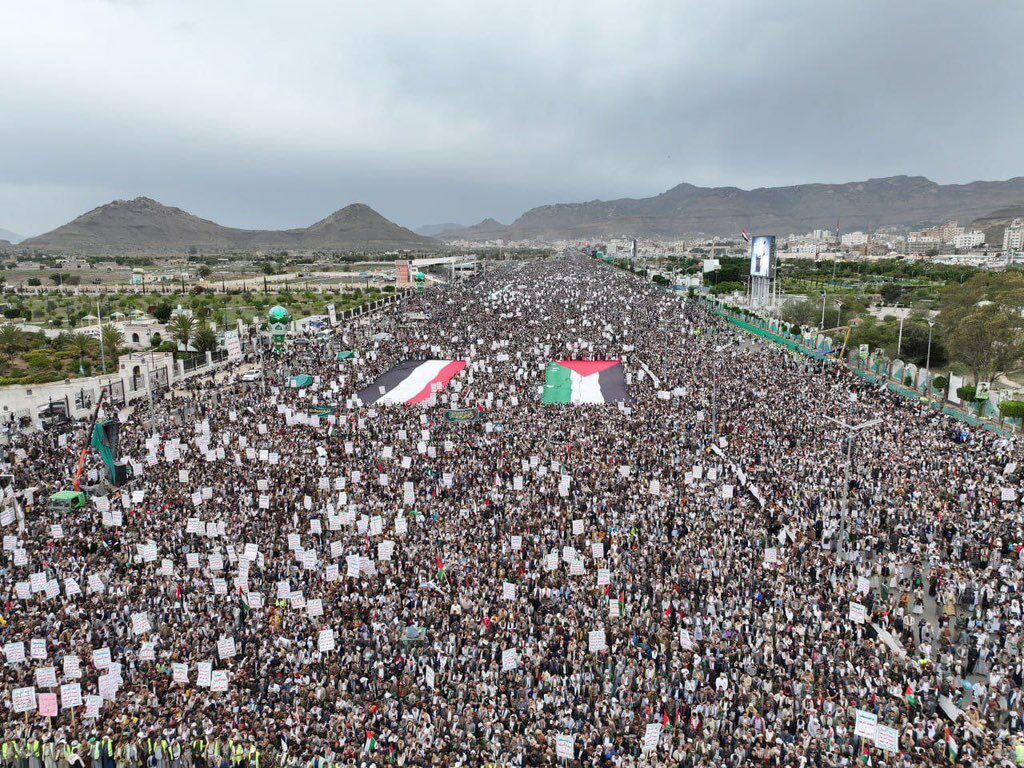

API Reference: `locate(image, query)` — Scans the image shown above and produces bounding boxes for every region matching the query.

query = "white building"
[953,231,985,250]
[840,231,868,247]
[793,242,821,254]
[75,318,166,350]
[1004,219,1024,252]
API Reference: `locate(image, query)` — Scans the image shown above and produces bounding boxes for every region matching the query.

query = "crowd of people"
[2,254,1023,766]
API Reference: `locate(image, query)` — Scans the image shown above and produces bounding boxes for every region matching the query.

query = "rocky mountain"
[415,222,463,237]
[969,206,1024,246]
[496,176,1024,240]
[293,204,435,250]
[437,218,510,241]
[19,197,434,254]
[0,227,21,244]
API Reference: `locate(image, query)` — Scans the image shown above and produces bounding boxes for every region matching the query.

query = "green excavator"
[48,392,132,512]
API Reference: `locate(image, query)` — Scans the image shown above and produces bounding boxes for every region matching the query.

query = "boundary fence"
[706,303,1015,439]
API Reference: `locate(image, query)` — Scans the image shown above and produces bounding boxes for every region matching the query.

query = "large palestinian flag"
[542,360,628,405]
[356,360,466,406]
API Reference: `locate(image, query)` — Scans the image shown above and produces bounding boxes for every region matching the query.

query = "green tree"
[68,332,96,372]
[999,400,1024,421]
[100,324,123,361]
[153,302,173,324]
[947,306,1024,384]
[896,321,947,367]
[197,265,212,278]
[879,283,903,303]
[712,280,743,295]
[192,323,218,353]
[781,299,823,329]
[0,324,24,352]
[169,313,196,351]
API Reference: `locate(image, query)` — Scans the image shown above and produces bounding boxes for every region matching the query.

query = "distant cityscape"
[438,217,1024,270]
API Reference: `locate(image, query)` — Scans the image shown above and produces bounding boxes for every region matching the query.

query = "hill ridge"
[20,198,435,254]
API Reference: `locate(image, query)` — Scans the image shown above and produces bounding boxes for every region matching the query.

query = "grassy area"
[0,286,402,385]
[1,286,398,330]
[0,326,119,385]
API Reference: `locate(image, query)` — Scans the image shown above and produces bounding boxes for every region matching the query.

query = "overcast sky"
[2,0,1022,238]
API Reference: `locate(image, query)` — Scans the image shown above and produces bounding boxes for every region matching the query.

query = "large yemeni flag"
[357,360,466,406]
[543,360,627,404]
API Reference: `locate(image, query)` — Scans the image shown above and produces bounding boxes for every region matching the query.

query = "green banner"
[446,408,479,423]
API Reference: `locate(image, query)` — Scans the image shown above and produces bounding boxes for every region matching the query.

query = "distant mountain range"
[435,175,1024,241]
[0,227,21,245]
[969,206,1024,246]
[414,222,463,237]
[15,176,1024,253]
[19,198,435,254]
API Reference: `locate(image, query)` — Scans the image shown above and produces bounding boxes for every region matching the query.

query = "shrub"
[999,400,1024,420]
[956,385,976,401]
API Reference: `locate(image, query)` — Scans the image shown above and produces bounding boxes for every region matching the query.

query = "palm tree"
[169,314,196,352]
[100,324,123,365]
[68,332,97,374]
[98,323,123,374]
[0,324,22,353]
[193,324,218,354]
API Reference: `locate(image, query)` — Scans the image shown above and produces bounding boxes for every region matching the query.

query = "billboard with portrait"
[749,235,776,278]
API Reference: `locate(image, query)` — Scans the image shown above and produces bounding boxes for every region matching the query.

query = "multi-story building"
[840,231,868,247]
[915,221,963,243]
[1004,219,1024,252]
[953,231,985,250]
[900,238,943,256]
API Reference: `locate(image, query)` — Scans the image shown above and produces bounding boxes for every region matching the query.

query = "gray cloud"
[1,0,1022,236]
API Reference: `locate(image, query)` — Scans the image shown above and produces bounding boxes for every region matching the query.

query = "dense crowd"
[2,255,1024,766]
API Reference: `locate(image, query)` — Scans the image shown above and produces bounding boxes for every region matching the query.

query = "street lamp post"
[836,301,843,328]
[824,415,883,562]
[710,343,730,443]
[820,290,827,328]
[925,319,935,400]
[896,312,905,357]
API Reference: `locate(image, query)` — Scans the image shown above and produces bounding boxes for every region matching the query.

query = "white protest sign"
[4,641,25,665]
[210,670,229,692]
[555,734,574,760]
[60,683,82,708]
[11,686,36,713]
[873,723,899,752]
[196,662,212,688]
[853,709,878,739]
[318,629,335,653]
[217,637,236,659]
[849,601,868,625]
[642,722,663,754]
